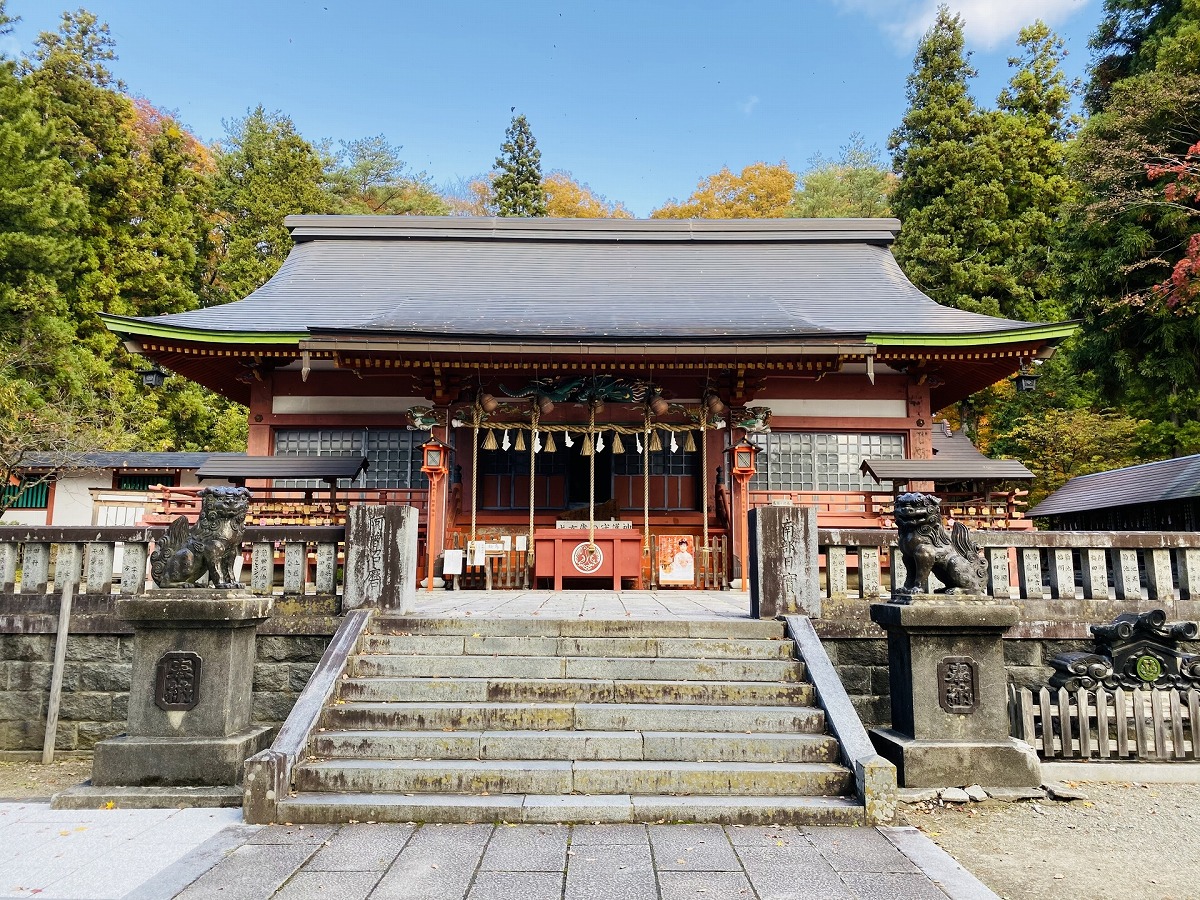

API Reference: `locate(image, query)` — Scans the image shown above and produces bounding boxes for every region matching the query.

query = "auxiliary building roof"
[1028,454,1200,518]
[103,216,1070,346]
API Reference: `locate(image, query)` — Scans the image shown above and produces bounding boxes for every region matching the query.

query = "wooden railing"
[752,489,1030,531]
[1011,684,1200,761]
[444,529,731,590]
[142,485,428,527]
[0,524,345,599]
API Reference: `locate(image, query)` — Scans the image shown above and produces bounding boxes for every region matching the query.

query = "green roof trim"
[867,321,1078,347]
[100,314,307,345]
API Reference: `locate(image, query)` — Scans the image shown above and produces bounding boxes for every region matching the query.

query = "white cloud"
[740,95,761,117]
[833,0,1092,49]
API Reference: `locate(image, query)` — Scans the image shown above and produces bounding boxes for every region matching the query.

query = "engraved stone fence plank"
[0,524,346,600]
[814,528,1200,612]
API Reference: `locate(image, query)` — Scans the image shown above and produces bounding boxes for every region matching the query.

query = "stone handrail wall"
[0,524,346,602]
[785,615,897,825]
[244,608,373,823]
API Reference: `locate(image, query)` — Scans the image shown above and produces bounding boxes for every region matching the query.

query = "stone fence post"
[342,505,418,612]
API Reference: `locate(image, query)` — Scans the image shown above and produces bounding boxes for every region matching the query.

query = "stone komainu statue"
[150,486,252,589]
[893,492,988,597]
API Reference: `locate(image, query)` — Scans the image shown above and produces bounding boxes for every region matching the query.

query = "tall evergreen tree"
[16,9,246,452]
[1065,0,1200,454]
[209,106,331,304]
[1085,0,1185,112]
[990,22,1079,322]
[491,113,547,217]
[327,136,449,215]
[0,1,85,401]
[888,7,1011,317]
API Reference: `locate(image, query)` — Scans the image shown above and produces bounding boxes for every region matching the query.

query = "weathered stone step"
[320,702,826,734]
[371,616,786,640]
[337,677,815,707]
[292,758,854,797]
[351,654,803,683]
[359,633,795,660]
[275,791,865,826]
[310,729,841,763]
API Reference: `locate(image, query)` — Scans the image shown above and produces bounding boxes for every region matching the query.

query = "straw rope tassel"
[528,406,538,572]
[514,429,526,451]
[482,428,497,451]
[611,432,624,454]
[648,429,662,452]
[544,431,556,452]
[471,415,479,542]
[588,404,597,545]
[684,430,696,453]
[643,411,651,557]
[700,407,709,555]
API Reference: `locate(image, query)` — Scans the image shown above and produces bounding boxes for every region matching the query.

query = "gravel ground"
[1,759,1197,898]
[901,781,1200,900]
[0,757,91,800]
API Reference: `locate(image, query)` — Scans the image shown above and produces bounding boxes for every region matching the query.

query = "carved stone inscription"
[155,651,203,711]
[937,655,978,714]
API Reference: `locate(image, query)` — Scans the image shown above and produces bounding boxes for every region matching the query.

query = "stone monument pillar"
[747,504,820,619]
[54,590,274,808]
[870,598,1041,788]
[342,505,419,611]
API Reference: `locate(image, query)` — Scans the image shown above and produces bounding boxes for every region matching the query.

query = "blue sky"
[7,0,1101,216]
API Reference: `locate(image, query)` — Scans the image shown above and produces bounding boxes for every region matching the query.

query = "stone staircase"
[276,616,865,824]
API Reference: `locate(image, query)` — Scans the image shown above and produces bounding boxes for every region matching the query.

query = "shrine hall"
[102,216,1073,590]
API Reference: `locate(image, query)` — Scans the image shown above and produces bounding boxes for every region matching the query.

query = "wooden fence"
[445,531,730,590]
[1010,684,1200,761]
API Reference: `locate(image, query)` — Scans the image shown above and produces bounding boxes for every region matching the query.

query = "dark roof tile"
[1028,455,1200,517]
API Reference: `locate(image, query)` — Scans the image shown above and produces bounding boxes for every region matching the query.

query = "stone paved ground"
[0,807,993,900]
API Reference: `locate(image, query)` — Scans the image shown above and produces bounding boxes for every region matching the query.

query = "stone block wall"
[0,629,329,754]
[820,637,890,728]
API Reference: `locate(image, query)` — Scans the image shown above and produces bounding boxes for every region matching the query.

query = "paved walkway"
[0,804,994,899]
[401,589,752,621]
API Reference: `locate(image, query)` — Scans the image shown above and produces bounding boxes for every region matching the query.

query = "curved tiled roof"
[105,216,1059,343]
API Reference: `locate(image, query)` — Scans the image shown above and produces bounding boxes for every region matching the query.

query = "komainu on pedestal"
[892,492,987,598]
[150,486,251,589]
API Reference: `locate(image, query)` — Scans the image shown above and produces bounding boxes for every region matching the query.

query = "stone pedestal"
[54,590,273,809]
[869,598,1041,788]
[748,505,820,619]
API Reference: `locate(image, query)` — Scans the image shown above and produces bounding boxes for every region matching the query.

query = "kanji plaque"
[937,655,978,714]
[155,650,203,711]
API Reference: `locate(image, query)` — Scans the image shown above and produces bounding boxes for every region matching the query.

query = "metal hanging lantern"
[140,366,167,389]
[1013,368,1040,393]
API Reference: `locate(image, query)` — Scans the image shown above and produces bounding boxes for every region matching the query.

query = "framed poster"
[657,534,695,586]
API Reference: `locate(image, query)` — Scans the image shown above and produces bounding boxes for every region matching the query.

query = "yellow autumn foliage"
[543,171,632,218]
[650,162,796,218]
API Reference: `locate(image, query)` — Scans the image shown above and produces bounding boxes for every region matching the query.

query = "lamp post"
[727,437,759,592]
[420,436,451,593]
